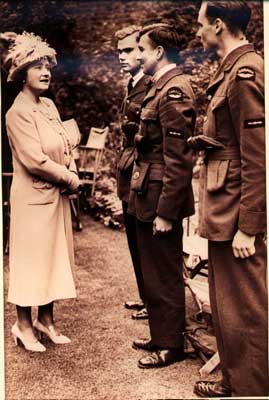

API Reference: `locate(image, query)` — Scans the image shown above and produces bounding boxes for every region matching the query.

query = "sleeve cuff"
[238,204,266,235]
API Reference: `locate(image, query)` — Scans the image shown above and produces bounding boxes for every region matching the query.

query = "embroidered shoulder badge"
[236,67,255,81]
[167,87,184,101]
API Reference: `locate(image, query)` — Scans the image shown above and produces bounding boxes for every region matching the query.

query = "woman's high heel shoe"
[11,321,46,352]
[33,319,71,344]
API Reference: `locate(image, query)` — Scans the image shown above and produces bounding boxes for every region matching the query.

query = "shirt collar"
[132,70,144,87]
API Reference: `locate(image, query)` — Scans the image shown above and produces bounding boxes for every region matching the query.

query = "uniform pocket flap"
[118,148,135,171]
[211,96,226,111]
[207,160,229,192]
[130,162,150,195]
[127,102,141,114]
[141,108,158,121]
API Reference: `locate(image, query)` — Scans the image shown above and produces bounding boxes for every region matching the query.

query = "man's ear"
[156,45,164,60]
[215,18,224,35]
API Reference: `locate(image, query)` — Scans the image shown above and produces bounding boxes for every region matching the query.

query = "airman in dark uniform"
[189,2,268,397]
[128,23,196,368]
[115,26,149,319]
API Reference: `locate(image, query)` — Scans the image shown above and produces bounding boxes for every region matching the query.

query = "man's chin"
[120,67,130,73]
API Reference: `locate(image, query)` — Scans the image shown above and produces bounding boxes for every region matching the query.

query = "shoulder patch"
[244,118,265,129]
[236,67,255,81]
[167,87,184,101]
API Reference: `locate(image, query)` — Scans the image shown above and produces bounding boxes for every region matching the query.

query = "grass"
[3,214,220,400]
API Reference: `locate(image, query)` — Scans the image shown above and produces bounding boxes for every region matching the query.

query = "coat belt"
[135,152,164,164]
[207,146,240,161]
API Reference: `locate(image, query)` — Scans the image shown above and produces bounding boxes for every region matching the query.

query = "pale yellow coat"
[6,92,78,306]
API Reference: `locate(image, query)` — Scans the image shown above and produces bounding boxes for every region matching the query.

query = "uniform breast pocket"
[140,108,161,143]
[141,108,158,122]
[28,178,57,205]
[126,102,141,121]
[205,96,227,138]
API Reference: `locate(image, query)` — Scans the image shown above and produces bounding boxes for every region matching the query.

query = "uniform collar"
[207,44,255,94]
[152,63,177,84]
[143,66,182,103]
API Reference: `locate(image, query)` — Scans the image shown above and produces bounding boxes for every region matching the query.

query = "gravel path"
[4,214,219,399]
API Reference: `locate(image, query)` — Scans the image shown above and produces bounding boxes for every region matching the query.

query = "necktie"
[127,78,134,95]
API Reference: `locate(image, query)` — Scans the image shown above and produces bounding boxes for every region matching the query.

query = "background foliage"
[0,0,264,227]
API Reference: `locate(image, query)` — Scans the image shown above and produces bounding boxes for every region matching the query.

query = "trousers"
[208,236,269,397]
[122,201,145,302]
[135,219,185,348]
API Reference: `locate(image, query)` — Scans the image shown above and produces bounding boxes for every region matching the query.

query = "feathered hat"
[3,31,57,82]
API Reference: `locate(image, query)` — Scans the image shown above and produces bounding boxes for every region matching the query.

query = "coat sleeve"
[156,79,196,220]
[228,58,266,235]
[6,107,79,189]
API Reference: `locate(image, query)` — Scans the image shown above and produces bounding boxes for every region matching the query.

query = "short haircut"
[204,1,251,34]
[115,25,141,41]
[138,23,182,63]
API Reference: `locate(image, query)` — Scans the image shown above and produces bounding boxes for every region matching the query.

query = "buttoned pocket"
[118,148,135,172]
[130,162,150,195]
[135,180,162,222]
[140,108,158,121]
[211,96,226,111]
[206,160,229,192]
[204,96,227,139]
[28,178,56,205]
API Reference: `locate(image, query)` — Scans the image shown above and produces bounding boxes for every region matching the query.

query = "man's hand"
[153,216,173,236]
[232,229,256,259]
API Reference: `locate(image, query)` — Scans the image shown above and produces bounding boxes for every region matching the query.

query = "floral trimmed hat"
[4,31,57,82]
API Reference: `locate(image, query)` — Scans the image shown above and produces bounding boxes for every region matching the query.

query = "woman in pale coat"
[5,32,80,352]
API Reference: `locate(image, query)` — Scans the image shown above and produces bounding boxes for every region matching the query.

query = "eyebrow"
[118,47,135,52]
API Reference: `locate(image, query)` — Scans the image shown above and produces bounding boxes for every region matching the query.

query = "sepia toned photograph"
[0,1,268,399]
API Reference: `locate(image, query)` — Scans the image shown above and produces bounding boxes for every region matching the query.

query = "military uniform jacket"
[199,44,265,240]
[117,74,150,202]
[128,67,196,222]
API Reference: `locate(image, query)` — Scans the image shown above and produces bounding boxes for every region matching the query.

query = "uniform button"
[126,99,130,104]
[133,171,140,179]
[207,95,212,100]
[124,115,128,120]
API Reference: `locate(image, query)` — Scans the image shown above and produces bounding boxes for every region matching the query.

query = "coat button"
[133,171,140,179]
[207,95,212,100]
[126,99,130,104]
[124,115,128,120]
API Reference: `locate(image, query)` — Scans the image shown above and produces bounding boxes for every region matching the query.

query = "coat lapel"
[207,44,255,95]
[142,67,183,104]
[128,74,150,99]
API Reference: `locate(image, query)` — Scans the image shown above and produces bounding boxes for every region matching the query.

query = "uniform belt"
[207,146,240,161]
[149,164,165,180]
[135,152,164,164]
